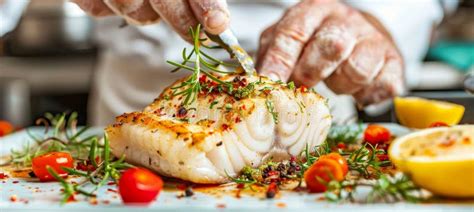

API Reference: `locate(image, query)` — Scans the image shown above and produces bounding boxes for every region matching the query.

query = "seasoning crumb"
[12,181,19,184]
[216,203,226,209]
[102,200,111,205]
[184,187,194,197]
[10,195,18,202]
[89,197,98,205]
[276,202,286,208]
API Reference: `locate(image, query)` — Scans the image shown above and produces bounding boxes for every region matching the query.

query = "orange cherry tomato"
[0,120,14,137]
[319,153,349,176]
[304,158,344,193]
[32,152,74,182]
[429,121,449,128]
[364,125,391,146]
[119,168,163,204]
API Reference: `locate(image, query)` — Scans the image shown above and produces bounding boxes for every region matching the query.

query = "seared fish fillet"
[106,74,331,183]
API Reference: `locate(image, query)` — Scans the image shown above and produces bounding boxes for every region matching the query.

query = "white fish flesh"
[106,74,331,183]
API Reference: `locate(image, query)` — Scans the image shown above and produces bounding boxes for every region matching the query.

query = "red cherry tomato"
[304,158,344,193]
[364,125,391,146]
[0,120,14,137]
[319,153,349,176]
[32,152,74,182]
[119,168,163,204]
[429,122,449,128]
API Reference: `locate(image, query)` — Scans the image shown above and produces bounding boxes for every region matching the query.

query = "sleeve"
[0,0,29,37]
[345,0,444,88]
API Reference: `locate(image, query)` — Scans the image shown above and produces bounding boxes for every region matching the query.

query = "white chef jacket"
[0,0,449,126]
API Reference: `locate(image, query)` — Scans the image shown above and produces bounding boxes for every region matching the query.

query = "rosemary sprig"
[344,143,391,178]
[166,25,238,106]
[54,134,133,203]
[324,174,423,203]
[10,112,100,167]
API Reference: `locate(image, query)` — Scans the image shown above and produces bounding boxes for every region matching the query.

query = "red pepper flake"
[216,203,226,209]
[0,173,8,179]
[299,85,308,92]
[12,181,19,184]
[199,75,207,83]
[377,154,390,161]
[102,200,111,205]
[235,117,241,123]
[107,188,117,193]
[236,183,245,189]
[107,181,116,186]
[337,143,346,149]
[221,124,230,131]
[10,195,18,202]
[176,184,187,191]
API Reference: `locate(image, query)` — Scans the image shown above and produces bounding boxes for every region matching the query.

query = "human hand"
[71,0,230,41]
[257,0,404,106]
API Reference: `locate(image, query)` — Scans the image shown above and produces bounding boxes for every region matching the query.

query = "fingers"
[71,0,114,17]
[324,37,386,94]
[104,0,160,25]
[257,0,338,81]
[291,15,357,87]
[150,0,199,41]
[256,24,276,70]
[353,51,405,106]
[188,0,230,35]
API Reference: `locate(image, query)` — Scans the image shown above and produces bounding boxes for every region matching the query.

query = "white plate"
[0,125,472,211]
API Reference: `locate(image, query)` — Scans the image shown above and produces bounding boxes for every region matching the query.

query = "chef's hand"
[257,0,404,106]
[71,0,230,41]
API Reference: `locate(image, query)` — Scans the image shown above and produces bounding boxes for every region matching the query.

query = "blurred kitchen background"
[0,0,473,127]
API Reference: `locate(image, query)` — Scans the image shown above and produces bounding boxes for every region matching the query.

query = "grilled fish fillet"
[106,74,331,183]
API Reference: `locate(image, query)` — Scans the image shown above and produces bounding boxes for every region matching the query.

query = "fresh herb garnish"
[166,25,240,105]
[11,112,133,204]
[49,134,133,204]
[324,174,422,203]
[11,112,98,167]
[265,99,278,124]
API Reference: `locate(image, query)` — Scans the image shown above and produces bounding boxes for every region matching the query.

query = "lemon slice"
[394,97,465,129]
[389,125,474,198]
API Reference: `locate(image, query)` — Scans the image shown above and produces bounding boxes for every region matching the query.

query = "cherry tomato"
[32,152,74,182]
[304,158,344,193]
[364,125,391,146]
[429,121,449,128]
[119,167,163,204]
[319,153,349,176]
[0,120,14,137]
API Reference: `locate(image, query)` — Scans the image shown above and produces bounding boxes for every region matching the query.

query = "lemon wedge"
[394,97,465,129]
[389,125,474,198]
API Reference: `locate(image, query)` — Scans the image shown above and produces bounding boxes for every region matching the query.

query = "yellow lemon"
[394,97,465,129]
[389,125,474,198]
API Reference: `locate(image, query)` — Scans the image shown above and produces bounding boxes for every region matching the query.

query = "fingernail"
[205,10,228,33]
